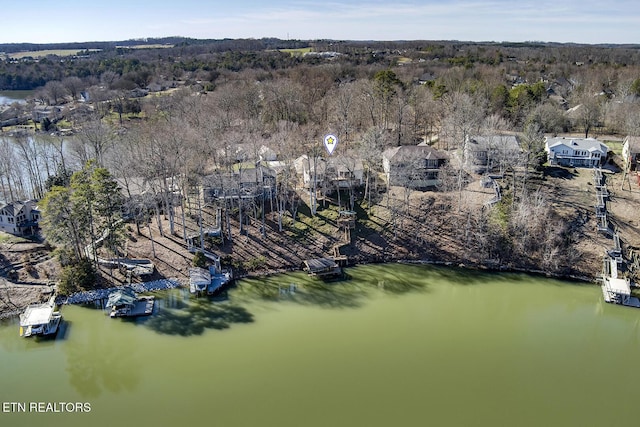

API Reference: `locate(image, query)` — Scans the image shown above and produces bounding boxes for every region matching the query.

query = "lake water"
[0,90,31,105]
[1,264,639,427]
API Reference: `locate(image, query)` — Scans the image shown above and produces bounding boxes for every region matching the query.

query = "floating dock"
[19,297,62,337]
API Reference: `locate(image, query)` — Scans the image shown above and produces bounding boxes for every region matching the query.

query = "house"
[233,144,278,162]
[294,154,364,190]
[326,154,364,189]
[544,137,608,167]
[0,200,40,236]
[201,165,277,204]
[382,145,448,188]
[32,105,62,121]
[622,136,640,171]
[294,155,327,189]
[465,134,523,173]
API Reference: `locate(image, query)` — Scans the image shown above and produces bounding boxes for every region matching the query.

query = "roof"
[106,288,137,307]
[20,303,55,326]
[545,137,608,154]
[189,267,211,287]
[303,258,339,273]
[606,277,630,295]
[382,145,448,162]
[294,155,327,175]
[624,136,640,152]
[467,135,521,151]
[0,200,27,217]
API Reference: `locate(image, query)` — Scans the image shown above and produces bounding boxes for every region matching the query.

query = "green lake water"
[1,263,640,427]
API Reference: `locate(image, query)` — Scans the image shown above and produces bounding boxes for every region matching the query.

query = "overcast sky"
[2,0,638,45]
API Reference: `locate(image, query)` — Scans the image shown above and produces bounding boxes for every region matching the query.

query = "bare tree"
[62,76,85,101]
[44,80,66,105]
[440,92,485,210]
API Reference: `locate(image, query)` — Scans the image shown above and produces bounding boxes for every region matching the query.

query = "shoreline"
[0,256,598,321]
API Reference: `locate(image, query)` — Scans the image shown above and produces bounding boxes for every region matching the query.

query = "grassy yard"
[279,47,313,56]
[0,232,30,244]
[604,140,624,156]
[8,49,100,59]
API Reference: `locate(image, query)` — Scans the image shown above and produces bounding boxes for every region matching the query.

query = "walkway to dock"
[55,278,182,305]
[593,168,611,235]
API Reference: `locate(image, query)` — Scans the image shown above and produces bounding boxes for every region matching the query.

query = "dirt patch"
[0,281,55,319]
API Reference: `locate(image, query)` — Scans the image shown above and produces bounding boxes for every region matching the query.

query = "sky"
[2,0,638,45]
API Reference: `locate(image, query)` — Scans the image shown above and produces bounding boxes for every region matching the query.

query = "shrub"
[57,259,97,295]
[192,251,207,268]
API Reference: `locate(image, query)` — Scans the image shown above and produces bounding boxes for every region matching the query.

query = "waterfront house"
[294,154,364,190]
[382,145,448,188]
[465,134,523,173]
[326,154,364,189]
[622,136,640,171]
[0,200,40,236]
[201,164,277,204]
[294,155,327,189]
[544,137,608,167]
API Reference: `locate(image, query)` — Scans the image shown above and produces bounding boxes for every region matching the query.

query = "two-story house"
[0,200,40,236]
[382,145,448,188]
[544,137,608,167]
[465,134,523,173]
[201,165,277,204]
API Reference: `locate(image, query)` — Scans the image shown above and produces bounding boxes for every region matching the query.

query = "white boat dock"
[601,257,640,308]
[19,298,62,337]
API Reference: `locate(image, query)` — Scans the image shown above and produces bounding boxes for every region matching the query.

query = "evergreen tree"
[40,160,125,289]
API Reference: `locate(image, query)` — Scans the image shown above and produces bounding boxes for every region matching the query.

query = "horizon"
[2,0,638,46]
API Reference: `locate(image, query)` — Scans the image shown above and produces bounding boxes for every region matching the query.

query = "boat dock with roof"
[189,265,233,295]
[19,297,62,337]
[106,288,155,318]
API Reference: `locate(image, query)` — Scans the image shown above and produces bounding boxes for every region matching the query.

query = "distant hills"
[1,37,639,54]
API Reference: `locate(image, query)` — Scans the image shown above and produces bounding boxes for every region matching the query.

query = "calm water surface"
[1,264,639,427]
[0,90,32,105]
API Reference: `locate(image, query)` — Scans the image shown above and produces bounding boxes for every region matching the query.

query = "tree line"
[3,39,639,285]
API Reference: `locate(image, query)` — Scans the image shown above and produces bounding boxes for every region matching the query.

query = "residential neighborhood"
[2,4,640,426]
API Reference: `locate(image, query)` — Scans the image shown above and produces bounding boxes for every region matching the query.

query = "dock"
[302,257,343,279]
[19,297,62,337]
[189,266,233,295]
[601,257,640,307]
[106,288,155,318]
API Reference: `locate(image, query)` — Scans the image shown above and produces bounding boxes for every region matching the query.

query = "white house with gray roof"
[544,137,608,168]
[0,200,40,236]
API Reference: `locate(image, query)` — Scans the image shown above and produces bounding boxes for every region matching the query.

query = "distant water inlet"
[1,263,640,427]
[0,90,32,105]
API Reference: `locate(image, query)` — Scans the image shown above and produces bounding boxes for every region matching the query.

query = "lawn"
[8,49,100,59]
[0,232,30,244]
[279,47,313,56]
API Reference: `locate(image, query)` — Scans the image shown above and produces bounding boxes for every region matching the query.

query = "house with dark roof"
[382,145,448,188]
[0,200,40,236]
[544,137,608,167]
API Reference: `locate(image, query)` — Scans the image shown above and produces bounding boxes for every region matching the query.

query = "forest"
[2,38,640,291]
